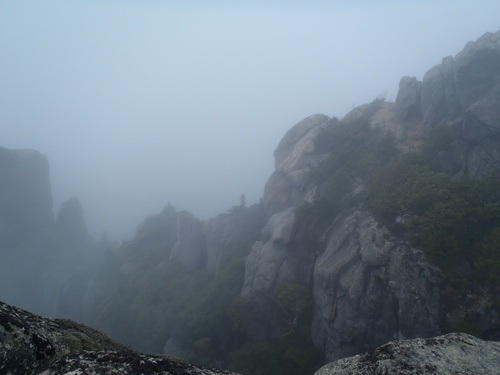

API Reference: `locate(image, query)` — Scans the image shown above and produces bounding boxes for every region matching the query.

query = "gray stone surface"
[311,210,442,361]
[242,32,500,360]
[39,350,240,375]
[314,333,500,375]
[395,76,421,121]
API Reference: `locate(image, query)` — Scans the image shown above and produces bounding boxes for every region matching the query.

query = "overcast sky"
[1,1,499,241]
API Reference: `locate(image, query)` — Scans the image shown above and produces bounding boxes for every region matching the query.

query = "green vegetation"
[308,105,500,283]
[290,100,500,284]
[297,99,399,224]
[362,150,500,281]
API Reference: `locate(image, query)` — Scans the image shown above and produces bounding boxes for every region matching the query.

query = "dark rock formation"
[0,147,56,315]
[40,351,239,375]
[314,333,500,375]
[56,197,88,239]
[0,300,131,374]
[0,300,240,375]
[0,147,54,239]
[0,146,101,318]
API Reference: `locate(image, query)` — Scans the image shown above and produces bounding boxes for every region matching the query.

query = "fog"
[1,0,499,241]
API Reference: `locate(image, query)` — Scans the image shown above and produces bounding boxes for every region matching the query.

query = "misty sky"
[1,1,499,241]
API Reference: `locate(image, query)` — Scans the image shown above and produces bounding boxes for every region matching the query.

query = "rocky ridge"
[241,29,500,361]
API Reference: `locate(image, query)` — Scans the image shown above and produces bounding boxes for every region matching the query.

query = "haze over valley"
[3,2,500,375]
[2,1,500,240]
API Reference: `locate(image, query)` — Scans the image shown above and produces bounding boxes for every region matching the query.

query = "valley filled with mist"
[2,2,500,375]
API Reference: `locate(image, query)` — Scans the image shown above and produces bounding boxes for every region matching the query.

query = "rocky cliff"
[240,29,500,362]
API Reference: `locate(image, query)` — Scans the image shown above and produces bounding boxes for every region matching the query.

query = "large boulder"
[314,333,500,375]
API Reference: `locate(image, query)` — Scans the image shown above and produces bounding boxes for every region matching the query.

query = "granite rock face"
[241,30,500,362]
[0,300,241,375]
[314,333,500,375]
[395,31,500,178]
[263,114,331,217]
[311,210,442,360]
[400,30,500,129]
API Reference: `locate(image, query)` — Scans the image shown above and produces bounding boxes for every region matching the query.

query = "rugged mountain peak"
[397,30,500,128]
[242,29,500,363]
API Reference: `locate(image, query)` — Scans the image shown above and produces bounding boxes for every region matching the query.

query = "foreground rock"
[314,333,500,375]
[0,300,239,375]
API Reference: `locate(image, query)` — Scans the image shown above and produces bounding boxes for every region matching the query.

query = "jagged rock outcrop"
[242,109,444,359]
[242,114,332,301]
[394,31,500,178]
[241,30,500,362]
[0,300,240,375]
[397,30,500,129]
[314,333,500,375]
[263,114,331,217]
[311,210,442,360]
